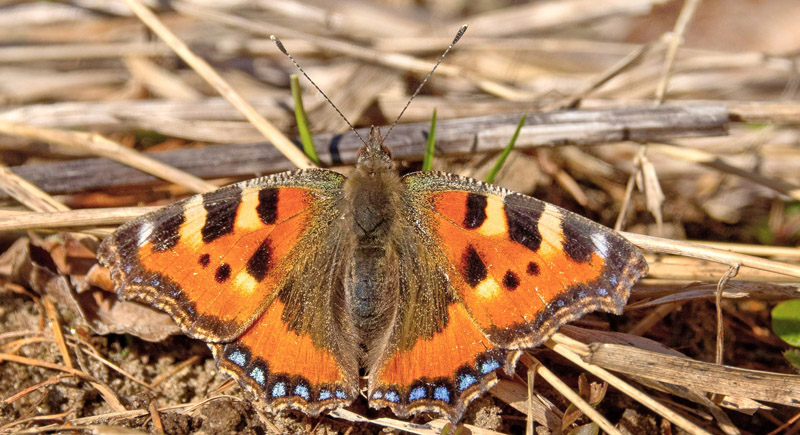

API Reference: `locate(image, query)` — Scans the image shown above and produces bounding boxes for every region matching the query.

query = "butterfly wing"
[367,171,647,421]
[98,168,359,414]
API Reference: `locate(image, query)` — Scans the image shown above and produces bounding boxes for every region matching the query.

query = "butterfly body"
[98,127,647,422]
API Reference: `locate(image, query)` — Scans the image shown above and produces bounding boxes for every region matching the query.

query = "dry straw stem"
[548,333,710,435]
[0,121,216,194]
[148,398,165,434]
[41,298,72,370]
[175,3,531,101]
[2,373,74,406]
[149,355,202,388]
[0,207,157,232]
[623,232,800,278]
[121,0,315,169]
[655,0,702,103]
[684,241,800,258]
[59,333,155,391]
[0,164,69,213]
[648,142,800,201]
[643,255,800,283]
[519,353,619,434]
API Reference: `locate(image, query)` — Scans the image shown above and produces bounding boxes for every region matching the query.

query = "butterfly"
[98,125,647,423]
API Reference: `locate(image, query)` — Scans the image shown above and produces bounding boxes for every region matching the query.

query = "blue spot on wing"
[294,384,310,400]
[458,374,478,391]
[384,391,400,403]
[228,350,247,367]
[409,386,426,401]
[319,389,332,400]
[480,359,501,374]
[249,367,265,386]
[335,389,348,399]
[272,382,286,398]
[434,386,450,403]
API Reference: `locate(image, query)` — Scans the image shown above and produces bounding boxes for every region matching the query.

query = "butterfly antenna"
[271,35,368,147]
[381,25,467,144]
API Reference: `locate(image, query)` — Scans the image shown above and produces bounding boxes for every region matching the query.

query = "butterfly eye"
[381,146,392,158]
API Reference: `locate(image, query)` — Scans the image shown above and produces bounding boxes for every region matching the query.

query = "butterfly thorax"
[348,128,400,244]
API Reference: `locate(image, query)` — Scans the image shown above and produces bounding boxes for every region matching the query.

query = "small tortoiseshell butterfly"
[97,30,648,424]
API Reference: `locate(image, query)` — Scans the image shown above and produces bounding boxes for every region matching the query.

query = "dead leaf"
[0,235,179,341]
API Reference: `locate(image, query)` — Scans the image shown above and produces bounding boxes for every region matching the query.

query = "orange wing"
[367,172,647,422]
[99,169,359,415]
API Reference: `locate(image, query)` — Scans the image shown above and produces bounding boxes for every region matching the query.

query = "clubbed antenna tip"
[270,35,288,55]
[381,25,468,144]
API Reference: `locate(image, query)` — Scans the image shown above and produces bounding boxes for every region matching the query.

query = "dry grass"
[1,0,800,434]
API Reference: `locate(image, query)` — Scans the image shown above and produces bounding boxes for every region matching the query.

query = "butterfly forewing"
[98,168,360,415]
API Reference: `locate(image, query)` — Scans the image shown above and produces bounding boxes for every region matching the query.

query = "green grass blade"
[422,109,437,171]
[290,74,320,166]
[485,114,527,184]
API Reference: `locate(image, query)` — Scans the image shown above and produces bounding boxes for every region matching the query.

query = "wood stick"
[7,104,728,196]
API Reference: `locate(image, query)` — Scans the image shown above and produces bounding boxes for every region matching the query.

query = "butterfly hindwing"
[366,171,647,421]
[98,168,360,414]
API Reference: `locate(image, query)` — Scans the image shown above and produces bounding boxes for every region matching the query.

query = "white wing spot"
[138,221,154,246]
[591,233,609,257]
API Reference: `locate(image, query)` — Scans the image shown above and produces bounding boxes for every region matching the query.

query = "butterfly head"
[356,126,394,173]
